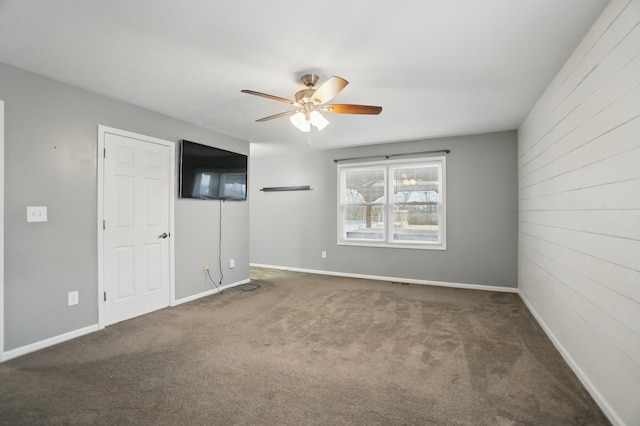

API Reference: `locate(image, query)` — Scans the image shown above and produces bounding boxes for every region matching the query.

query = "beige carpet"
[0,268,609,425]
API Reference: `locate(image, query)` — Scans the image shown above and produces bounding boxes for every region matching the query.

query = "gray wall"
[1,62,249,351]
[250,131,518,288]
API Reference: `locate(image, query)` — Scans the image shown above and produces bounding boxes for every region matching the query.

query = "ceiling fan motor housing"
[301,74,319,87]
[296,74,322,105]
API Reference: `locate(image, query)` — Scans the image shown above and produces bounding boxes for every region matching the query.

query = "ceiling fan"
[241,74,382,132]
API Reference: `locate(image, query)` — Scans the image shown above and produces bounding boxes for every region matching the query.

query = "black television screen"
[179,140,248,200]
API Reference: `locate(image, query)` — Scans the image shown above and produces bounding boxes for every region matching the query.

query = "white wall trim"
[97,126,105,328]
[518,291,624,426]
[2,324,100,362]
[97,125,176,329]
[0,101,5,361]
[172,278,250,306]
[250,263,518,293]
[0,276,248,362]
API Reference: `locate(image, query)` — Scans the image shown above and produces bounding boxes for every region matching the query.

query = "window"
[338,156,446,249]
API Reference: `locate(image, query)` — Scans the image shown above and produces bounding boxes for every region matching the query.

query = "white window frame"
[337,156,446,250]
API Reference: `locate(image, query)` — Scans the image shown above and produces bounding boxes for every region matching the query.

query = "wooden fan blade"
[241,89,295,104]
[322,104,382,115]
[309,76,348,104]
[256,110,298,122]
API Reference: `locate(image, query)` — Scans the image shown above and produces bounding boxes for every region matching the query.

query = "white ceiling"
[0,0,608,156]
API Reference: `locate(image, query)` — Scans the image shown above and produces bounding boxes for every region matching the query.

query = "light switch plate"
[68,291,79,306]
[27,206,47,222]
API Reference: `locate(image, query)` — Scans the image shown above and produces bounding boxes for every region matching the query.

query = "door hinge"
[103,220,106,230]
[103,148,106,158]
[104,292,107,302]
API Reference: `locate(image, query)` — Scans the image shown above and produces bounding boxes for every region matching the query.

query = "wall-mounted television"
[179,140,248,201]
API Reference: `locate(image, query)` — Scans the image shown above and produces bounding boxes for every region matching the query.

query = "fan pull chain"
[307,131,311,148]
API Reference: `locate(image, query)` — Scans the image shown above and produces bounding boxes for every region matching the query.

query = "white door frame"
[0,101,5,360]
[97,125,176,329]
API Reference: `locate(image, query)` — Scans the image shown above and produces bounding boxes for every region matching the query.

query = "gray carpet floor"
[0,268,609,425]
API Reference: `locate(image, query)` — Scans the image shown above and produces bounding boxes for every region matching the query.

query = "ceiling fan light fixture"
[290,112,310,132]
[309,110,329,131]
[242,74,381,135]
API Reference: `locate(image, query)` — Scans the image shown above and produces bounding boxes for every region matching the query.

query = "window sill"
[337,240,447,250]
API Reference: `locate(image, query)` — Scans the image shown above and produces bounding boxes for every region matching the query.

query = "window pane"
[393,165,440,199]
[391,204,440,242]
[343,205,385,240]
[391,164,441,243]
[338,156,445,249]
[343,168,385,203]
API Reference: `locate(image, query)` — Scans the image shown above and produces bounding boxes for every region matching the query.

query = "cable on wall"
[204,199,224,294]
[333,149,450,164]
[206,268,222,293]
[209,199,261,293]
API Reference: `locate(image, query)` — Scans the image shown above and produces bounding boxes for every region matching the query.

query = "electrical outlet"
[228,259,235,269]
[204,265,209,273]
[68,291,79,306]
[27,206,48,222]
[321,251,327,259]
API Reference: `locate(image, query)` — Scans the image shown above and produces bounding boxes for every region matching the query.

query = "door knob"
[158,232,169,239]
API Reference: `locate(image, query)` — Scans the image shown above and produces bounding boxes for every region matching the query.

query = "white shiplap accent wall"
[518,1,640,425]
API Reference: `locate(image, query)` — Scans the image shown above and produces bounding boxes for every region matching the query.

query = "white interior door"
[102,130,172,325]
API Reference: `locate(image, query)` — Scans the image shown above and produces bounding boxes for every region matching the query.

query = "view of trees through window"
[339,157,445,248]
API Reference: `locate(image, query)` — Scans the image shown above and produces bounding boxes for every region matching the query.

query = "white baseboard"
[1,324,100,362]
[250,263,518,293]
[518,292,624,426]
[1,278,251,363]
[172,278,250,306]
